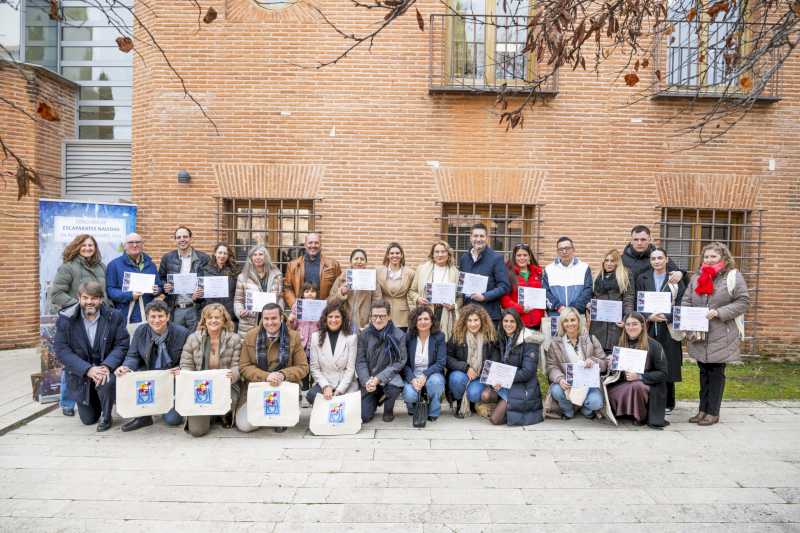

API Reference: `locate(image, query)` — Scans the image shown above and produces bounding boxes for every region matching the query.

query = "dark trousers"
[77,374,116,425]
[697,361,726,416]
[360,384,402,422]
[306,383,323,405]
[666,382,676,410]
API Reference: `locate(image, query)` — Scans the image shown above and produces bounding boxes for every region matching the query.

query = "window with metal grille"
[659,207,763,352]
[440,203,542,263]
[216,199,316,274]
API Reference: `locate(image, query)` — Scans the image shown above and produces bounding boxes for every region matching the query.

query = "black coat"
[355,324,408,388]
[158,249,210,309]
[53,303,129,403]
[608,337,668,427]
[445,339,498,373]
[635,269,686,382]
[404,331,447,381]
[122,322,189,371]
[489,337,544,426]
[198,262,239,323]
[622,244,683,282]
[589,271,635,352]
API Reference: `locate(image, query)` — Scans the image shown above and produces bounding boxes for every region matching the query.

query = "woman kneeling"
[403,307,447,422]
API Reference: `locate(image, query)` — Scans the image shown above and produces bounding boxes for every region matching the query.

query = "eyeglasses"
[557,246,573,253]
[126,240,143,245]
[370,313,388,320]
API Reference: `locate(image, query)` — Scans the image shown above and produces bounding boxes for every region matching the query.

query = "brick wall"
[0,62,77,349]
[124,0,799,355]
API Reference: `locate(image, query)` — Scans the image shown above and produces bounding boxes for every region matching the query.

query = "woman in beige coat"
[233,245,283,335]
[681,242,749,426]
[306,302,359,404]
[407,240,461,340]
[179,304,243,437]
[328,248,382,331]
[377,242,415,330]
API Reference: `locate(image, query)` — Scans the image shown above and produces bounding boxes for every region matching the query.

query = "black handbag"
[412,388,429,428]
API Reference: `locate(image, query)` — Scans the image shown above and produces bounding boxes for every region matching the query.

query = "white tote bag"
[126,298,147,337]
[246,381,300,427]
[174,369,232,417]
[309,391,362,436]
[116,370,174,418]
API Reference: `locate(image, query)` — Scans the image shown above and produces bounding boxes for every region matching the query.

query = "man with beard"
[53,281,129,431]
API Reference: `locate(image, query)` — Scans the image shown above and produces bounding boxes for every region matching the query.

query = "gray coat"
[48,257,108,310]
[681,269,749,364]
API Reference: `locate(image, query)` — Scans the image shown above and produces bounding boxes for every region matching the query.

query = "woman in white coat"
[306,302,359,404]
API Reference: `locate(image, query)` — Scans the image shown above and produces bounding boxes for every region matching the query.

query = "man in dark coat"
[159,225,209,331]
[54,281,129,431]
[114,299,189,431]
[622,225,684,283]
[457,223,511,325]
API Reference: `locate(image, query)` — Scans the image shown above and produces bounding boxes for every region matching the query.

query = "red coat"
[500,263,544,328]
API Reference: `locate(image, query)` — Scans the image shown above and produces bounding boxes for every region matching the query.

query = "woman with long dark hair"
[306,302,358,404]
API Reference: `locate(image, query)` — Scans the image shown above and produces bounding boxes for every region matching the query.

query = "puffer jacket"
[489,334,543,426]
[48,257,109,311]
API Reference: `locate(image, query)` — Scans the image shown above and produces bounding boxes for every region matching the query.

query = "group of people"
[49,222,749,435]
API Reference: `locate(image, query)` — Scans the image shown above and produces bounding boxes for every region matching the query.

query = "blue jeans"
[448,371,487,404]
[549,383,603,418]
[162,407,184,426]
[403,373,445,417]
[60,370,75,410]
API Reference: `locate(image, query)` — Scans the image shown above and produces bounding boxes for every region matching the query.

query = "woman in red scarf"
[500,243,544,330]
[680,242,749,426]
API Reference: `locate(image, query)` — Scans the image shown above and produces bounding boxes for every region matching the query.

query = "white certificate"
[590,299,623,323]
[458,272,489,295]
[167,273,197,295]
[518,286,547,309]
[246,381,301,427]
[297,299,326,321]
[346,269,376,291]
[122,272,156,294]
[115,370,174,418]
[566,363,600,388]
[174,369,232,416]
[636,291,672,314]
[428,282,457,305]
[673,306,710,332]
[199,276,229,298]
[245,290,277,312]
[610,346,647,374]
[479,360,517,389]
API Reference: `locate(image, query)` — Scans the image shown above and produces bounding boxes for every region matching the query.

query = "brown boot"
[688,411,706,423]
[697,414,719,426]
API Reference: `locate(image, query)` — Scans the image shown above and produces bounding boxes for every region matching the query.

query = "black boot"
[454,399,464,419]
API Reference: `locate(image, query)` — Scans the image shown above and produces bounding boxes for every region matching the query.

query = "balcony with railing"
[428,13,558,95]
[652,19,782,101]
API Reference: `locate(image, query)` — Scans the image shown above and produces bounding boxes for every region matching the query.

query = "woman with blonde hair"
[681,241,749,426]
[445,304,497,418]
[407,240,461,340]
[233,245,283,334]
[179,303,243,436]
[589,249,634,353]
[377,242,415,330]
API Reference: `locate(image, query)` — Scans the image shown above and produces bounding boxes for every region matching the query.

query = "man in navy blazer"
[457,223,511,326]
[53,281,129,431]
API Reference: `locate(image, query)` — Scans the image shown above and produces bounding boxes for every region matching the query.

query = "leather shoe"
[382,412,395,422]
[427,416,438,422]
[96,418,112,432]
[121,417,153,432]
[62,407,75,417]
[688,411,706,423]
[273,426,288,433]
[697,414,719,426]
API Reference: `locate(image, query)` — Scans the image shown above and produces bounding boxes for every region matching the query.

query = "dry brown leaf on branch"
[624,72,640,86]
[642,58,649,68]
[707,1,729,19]
[634,59,640,71]
[116,36,134,52]
[739,75,753,90]
[203,7,217,23]
[415,8,425,31]
[48,0,61,21]
[793,1,800,16]
[665,24,674,36]
[36,102,60,122]
[655,69,663,81]
[686,8,697,22]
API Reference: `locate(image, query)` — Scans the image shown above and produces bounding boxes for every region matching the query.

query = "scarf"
[695,261,725,296]
[151,327,172,370]
[365,321,402,373]
[563,334,589,406]
[256,322,290,372]
[595,271,620,295]
[460,331,485,416]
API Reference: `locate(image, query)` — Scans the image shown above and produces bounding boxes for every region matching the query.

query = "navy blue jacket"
[106,253,163,324]
[457,247,511,321]
[53,303,129,402]
[403,331,447,382]
[122,322,190,371]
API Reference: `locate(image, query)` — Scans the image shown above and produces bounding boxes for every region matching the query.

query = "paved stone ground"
[0,349,55,434]
[1,391,799,532]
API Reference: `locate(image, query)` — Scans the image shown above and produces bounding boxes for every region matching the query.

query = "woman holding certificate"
[179,304,243,436]
[446,304,497,418]
[589,249,634,353]
[481,309,543,426]
[198,242,239,328]
[544,307,607,420]
[500,243,544,330]
[329,249,383,331]
[635,247,686,413]
[407,241,461,340]
[680,242,749,426]
[377,243,415,331]
[603,312,669,429]
[234,245,283,335]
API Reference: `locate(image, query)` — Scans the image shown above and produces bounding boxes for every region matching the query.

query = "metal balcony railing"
[429,13,558,95]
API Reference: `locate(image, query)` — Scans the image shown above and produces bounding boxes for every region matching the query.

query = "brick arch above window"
[655,174,762,210]
[226,0,319,23]
[213,163,325,199]
[432,166,545,204]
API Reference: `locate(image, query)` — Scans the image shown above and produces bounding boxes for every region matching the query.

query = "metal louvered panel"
[64,141,131,202]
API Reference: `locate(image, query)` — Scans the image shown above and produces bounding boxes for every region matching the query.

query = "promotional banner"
[37,199,137,401]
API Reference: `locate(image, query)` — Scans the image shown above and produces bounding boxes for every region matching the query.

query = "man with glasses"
[159,225,209,331]
[106,233,163,326]
[542,236,593,316]
[356,300,407,423]
[457,223,511,326]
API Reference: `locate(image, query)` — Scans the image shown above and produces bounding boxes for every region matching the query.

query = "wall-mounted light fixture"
[177,170,191,184]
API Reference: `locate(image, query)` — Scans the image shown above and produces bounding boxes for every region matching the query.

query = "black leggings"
[697,361,726,416]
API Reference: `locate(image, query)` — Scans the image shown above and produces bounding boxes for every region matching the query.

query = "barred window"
[440,203,541,263]
[216,198,316,274]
